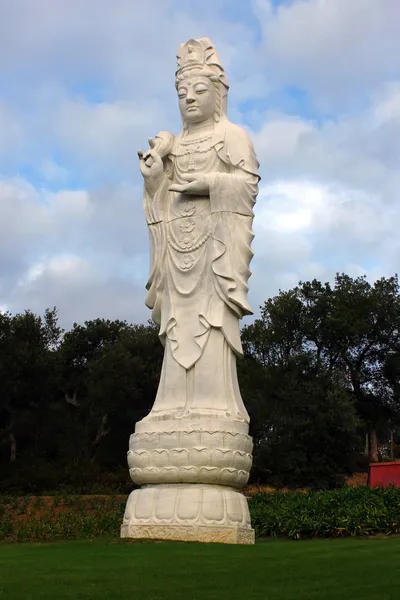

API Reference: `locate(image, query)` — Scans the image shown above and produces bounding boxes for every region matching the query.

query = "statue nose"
[186,96,195,103]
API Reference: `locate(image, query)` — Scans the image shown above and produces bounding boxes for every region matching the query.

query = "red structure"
[368,462,400,488]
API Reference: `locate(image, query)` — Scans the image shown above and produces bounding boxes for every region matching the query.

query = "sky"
[1,0,399,329]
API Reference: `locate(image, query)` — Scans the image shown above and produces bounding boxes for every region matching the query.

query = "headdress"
[175,38,229,124]
[176,38,229,90]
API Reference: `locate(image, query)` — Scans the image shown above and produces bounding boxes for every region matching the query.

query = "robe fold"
[142,118,259,422]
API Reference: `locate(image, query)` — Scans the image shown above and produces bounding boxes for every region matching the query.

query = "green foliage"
[0,458,133,495]
[1,272,400,492]
[250,486,400,539]
[241,273,400,483]
[249,366,361,487]
[0,495,126,542]
[1,488,400,543]
[0,312,161,493]
[0,307,63,464]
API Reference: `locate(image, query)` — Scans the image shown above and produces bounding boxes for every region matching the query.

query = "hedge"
[1,487,399,542]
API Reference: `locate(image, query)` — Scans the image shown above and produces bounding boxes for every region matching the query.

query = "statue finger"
[143,148,158,160]
[151,149,163,164]
[148,137,156,149]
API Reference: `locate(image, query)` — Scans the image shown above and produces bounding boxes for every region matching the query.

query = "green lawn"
[0,537,399,599]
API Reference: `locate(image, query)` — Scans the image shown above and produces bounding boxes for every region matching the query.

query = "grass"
[0,537,400,599]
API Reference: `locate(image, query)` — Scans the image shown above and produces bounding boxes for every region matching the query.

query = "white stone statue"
[121,38,259,545]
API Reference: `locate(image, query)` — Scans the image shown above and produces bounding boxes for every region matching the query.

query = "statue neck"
[185,118,215,136]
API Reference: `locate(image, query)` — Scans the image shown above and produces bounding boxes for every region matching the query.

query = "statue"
[121,38,259,545]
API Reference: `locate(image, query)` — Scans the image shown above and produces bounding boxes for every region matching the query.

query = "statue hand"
[138,137,164,182]
[169,174,210,196]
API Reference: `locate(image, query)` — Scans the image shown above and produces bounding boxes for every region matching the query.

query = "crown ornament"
[176,38,229,89]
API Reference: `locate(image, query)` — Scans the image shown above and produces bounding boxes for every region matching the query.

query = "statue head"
[175,38,229,128]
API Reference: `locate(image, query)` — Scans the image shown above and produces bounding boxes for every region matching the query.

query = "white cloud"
[40,160,70,185]
[0,0,399,326]
[52,98,173,180]
[257,181,326,233]
[249,165,400,310]
[0,0,254,98]
[10,253,148,327]
[255,0,400,108]
[0,103,24,161]
[19,255,90,288]
[0,178,150,326]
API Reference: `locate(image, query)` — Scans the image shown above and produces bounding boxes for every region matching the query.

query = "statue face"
[177,76,216,124]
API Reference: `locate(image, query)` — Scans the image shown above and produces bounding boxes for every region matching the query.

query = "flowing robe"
[143,119,259,423]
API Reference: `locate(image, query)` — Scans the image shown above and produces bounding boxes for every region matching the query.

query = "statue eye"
[178,88,187,98]
[194,86,208,94]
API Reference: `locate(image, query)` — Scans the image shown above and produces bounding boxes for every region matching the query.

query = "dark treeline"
[1,273,400,493]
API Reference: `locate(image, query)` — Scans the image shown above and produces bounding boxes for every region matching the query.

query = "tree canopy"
[1,273,399,493]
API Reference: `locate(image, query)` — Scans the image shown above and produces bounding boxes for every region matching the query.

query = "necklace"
[180,133,212,146]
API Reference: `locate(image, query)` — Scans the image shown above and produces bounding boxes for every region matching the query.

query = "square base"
[120,523,255,545]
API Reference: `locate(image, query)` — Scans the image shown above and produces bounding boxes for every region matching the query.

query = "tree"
[85,322,162,466]
[0,308,62,463]
[2,271,399,493]
[241,330,360,488]
[242,273,400,483]
[54,319,162,478]
[298,274,400,461]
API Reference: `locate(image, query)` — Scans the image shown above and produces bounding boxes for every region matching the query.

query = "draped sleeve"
[143,155,173,325]
[209,122,260,319]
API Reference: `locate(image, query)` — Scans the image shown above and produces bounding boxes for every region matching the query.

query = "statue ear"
[213,81,223,122]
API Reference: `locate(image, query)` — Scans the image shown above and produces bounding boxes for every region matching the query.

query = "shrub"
[0,495,126,542]
[1,487,400,542]
[249,486,400,539]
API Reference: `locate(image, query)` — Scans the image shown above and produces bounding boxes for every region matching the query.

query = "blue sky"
[1,0,400,327]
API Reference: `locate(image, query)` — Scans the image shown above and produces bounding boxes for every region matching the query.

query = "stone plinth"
[121,484,254,544]
[121,418,254,544]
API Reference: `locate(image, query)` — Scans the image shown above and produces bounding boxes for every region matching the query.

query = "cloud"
[250,174,400,313]
[11,251,148,327]
[0,0,399,327]
[255,0,400,108]
[249,75,400,305]
[374,83,400,123]
[0,0,255,98]
[0,178,149,327]
[253,83,400,198]
[0,103,24,161]
[52,98,173,182]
